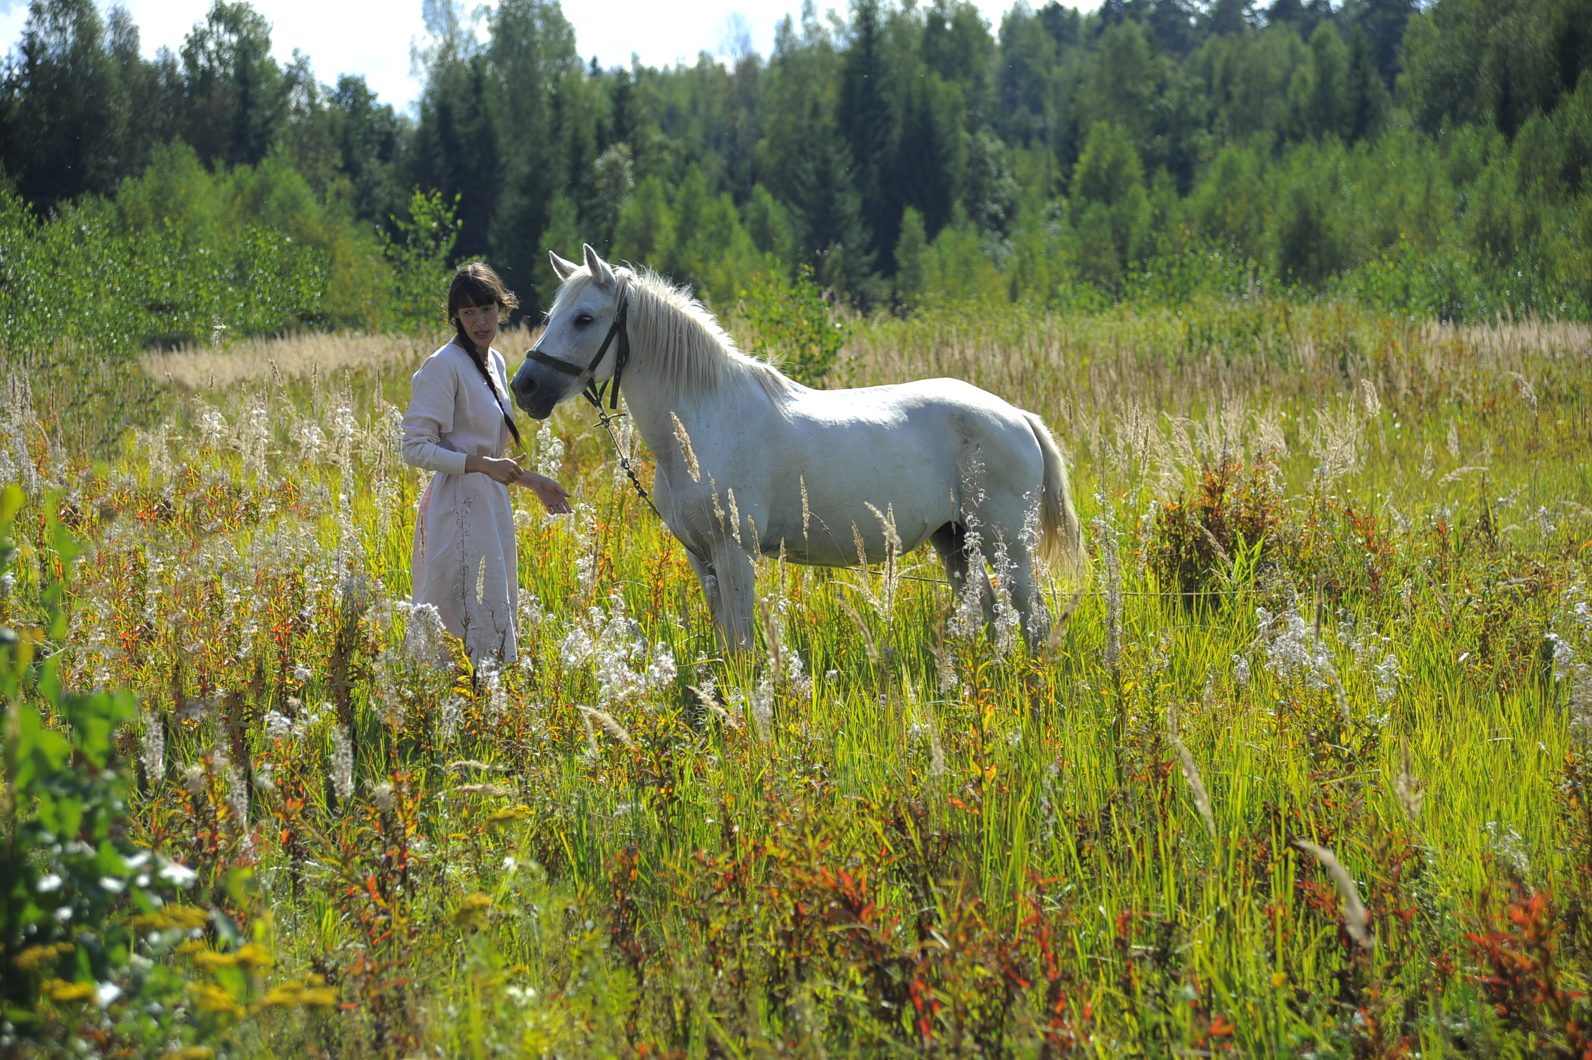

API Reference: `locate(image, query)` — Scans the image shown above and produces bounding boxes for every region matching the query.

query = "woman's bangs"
[449,274,500,314]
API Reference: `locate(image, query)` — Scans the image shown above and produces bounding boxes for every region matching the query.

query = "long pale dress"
[401,342,520,664]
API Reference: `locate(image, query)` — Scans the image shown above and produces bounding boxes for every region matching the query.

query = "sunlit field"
[5,301,1591,1057]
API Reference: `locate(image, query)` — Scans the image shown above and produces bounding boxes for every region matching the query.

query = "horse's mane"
[557,266,798,405]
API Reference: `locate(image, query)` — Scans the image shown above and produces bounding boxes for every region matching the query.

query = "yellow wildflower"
[133,905,211,932]
[256,982,304,1009]
[298,986,339,1009]
[486,804,532,827]
[42,978,96,1003]
[190,983,246,1018]
[192,950,240,972]
[12,942,72,972]
[452,892,493,929]
[234,943,273,969]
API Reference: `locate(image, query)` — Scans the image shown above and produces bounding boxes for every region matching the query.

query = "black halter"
[522,290,673,534]
[525,292,630,412]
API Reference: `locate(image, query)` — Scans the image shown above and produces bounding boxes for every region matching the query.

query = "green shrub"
[736,266,849,387]
[0,485,252,1056]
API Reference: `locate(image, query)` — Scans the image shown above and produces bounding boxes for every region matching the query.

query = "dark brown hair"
[445,261,522,449]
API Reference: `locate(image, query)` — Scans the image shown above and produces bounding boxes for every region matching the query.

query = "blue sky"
[0,0,1097,116]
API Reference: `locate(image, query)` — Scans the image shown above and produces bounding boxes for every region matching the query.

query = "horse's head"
[512,243,624,420]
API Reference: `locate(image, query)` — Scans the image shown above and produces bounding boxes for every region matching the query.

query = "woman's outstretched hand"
[518,470,572,514]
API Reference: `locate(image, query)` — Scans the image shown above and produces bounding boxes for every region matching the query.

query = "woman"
[402,262,571,665]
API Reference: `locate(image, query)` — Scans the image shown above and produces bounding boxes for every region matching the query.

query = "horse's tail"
[1024,412,1085,576]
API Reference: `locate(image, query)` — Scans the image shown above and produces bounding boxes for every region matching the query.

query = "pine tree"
[838,0,899,269]
[180,1,286,168]
[1205,0,1254,37]
[329,76,406,230]
[0,0,123,209]
[1347,0,1416,91]
[1148,0,1198,55]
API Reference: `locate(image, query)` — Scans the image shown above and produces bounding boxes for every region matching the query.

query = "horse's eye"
[574,313,594,327]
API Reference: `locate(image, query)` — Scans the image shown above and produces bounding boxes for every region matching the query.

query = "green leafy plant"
[382,188,461,336]
[0,484,247,1056]
[736,265,849,387]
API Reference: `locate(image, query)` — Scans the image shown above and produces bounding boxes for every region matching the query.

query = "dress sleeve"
[401,353,470,475]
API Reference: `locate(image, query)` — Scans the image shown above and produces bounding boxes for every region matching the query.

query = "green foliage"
[0,485,244,1055]
[382,188,463,335]
[0,178,330,361]
[893,205,929,309]
[923,203,1009,304]
[1071,121,1152,288]
[533,193,581,310]
[180,0,286,168]
[736,266,849,385]
[5,0,1592,339]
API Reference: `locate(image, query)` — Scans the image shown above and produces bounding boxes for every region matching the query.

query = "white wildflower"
[140,711,164,785]
[560,625,594,668]
[1372,653,1402,704]
[989,532,1021,657]
[949,527,985,640]
[750,672,775,739]
[785,647,812,697]
[1483,821,1530,876]
[226,763,249,826]
[535,421,565,480]
[403,602,447,667]
[264,710,294,741]
[439,695,465,743]
[196,405,228,449]
[330,725,354,803]
[1261,606,1335,688]
[647,642,678,689]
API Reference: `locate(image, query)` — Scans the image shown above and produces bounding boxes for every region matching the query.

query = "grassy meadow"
[4,300,1592,1058]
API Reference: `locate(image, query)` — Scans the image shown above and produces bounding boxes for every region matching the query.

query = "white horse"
[511,244,1083,651]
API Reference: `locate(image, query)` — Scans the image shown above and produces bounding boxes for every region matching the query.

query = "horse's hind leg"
[935,520,1051,650]
[1003,544,1052,652]
[931,522,994,628]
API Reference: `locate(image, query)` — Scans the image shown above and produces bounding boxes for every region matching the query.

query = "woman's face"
[456,302,502,351]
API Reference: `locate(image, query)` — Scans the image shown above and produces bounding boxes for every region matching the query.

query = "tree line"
[1,0,1590,350]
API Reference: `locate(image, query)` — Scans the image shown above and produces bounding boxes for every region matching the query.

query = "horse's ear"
[549,251,579,281]
[583,243,616,291]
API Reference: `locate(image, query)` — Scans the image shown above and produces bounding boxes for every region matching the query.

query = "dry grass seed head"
[670,411,701,483]
[1293,839,1373,951]
[579,706,637,750]
[1395,743,1424,824]
[1166,706,1217,841]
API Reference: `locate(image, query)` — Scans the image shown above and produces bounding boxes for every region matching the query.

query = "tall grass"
[6,298,1591,1056]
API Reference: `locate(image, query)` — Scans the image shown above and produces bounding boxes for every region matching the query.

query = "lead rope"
[592,406,664,523]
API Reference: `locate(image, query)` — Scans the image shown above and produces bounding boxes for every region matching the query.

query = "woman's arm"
[400,354,468,474]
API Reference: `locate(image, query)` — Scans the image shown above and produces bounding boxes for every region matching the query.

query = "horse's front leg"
[704,538,757,652]
[685,549,722,627]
